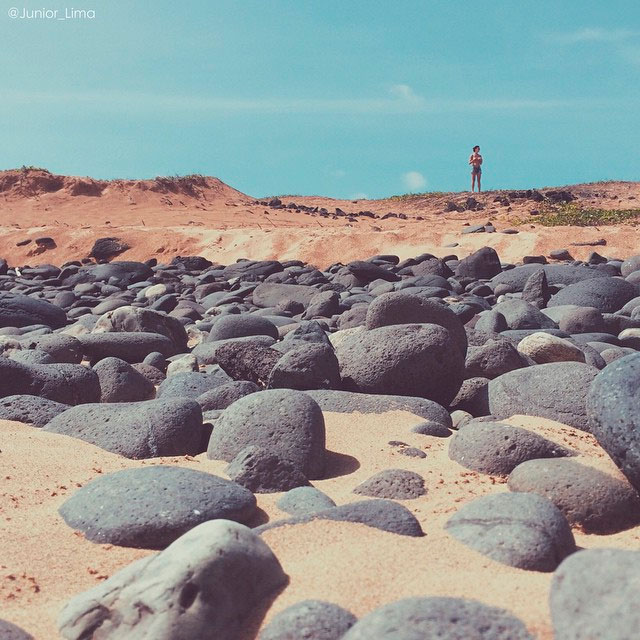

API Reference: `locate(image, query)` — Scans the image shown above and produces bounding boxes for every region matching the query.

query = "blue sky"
[1,0,638,198]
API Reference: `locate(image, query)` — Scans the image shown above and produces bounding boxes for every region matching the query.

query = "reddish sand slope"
[0,169,639,267]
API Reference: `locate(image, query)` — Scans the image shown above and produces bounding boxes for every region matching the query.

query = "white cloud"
[402,171,427,192]
[547,27,640,45]
[389,84,425,105]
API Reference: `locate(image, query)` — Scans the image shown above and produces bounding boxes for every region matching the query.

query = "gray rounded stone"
[77,332,178,363]
[342,596,533,640]
[259,600,357,640]
[0,394,69,427]
[252,283,317,308]
[365,292,468,356]
[550,549,640,640]
[19,334,83,363]
[0,359,100,405]
[93,357,156,403]
[353,469,426,499]
[492,299,557,330]
[464,339,531,379]
[59,465,256,549]
[57,520,287,640]
[304,389,452,428]
[508,458,640,533]
[268,343,341,390]
[92,305,188,353]
[455,246,503,279]
[335,323,464,406]
[449,421,573,476]
[44,398,204,459]
[445,492,575,572]
[156,368,233,399]
[549,277,639,313]
[490,264,606,291]
[257,499,424,538]
[226,446,309,493]
[196,380,260,411]
[276,486,337,516]
[207,314,279,342]
[587,353,640,491]
[0,620,33,640]
[410,420,452,437]
[0,293,67,329]
[207,389,326,479]
[488,362,599,431]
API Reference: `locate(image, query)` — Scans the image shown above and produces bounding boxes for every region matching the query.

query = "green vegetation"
[387,191,446,202]
[518,203,640,227]
[20,165,48,172]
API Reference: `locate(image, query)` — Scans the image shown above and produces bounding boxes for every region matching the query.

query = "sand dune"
[1,168,639,268]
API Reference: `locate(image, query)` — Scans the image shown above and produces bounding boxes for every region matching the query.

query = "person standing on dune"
[469,145,483,192]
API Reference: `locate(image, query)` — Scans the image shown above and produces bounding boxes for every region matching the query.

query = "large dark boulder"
[488,362,599,430]
[445,492,575,572]
[587,353,640,491]
[59,465,256,549]
[550,549,640,640]
[365,292,467,356]
[549,277,638,313]
[0,293,66,329]
[207,389,326,479]
[342,597,533,640]
[335,323,464,406]
[0,359,100,405]
[44,398,204,458]
[455,246,502,279]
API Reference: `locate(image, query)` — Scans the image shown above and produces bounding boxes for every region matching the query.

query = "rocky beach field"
[1,170,640,639]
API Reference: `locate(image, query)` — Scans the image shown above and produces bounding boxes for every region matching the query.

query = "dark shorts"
[471,166,482,175]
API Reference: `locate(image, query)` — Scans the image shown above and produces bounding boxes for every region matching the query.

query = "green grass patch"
[387,191,446,202]
[520,203,640,227]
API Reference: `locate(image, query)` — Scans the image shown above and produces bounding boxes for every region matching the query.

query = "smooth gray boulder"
[342,597,533,640]
[587,353,640,490]
[57,520,287,640]
[445,492,575,572]
[0,293,67,329]
[508,458,640,533]
[0,394,69,427]
[0,359,100,405]
[276,487,336,516]
[77,332,177,363]
[353,469,426,499]
[305,389,452,428]
[488,362,599,431]
[335,323,464,406]
[490,264,606,292]
[259,600,357,640]
[449,421,573,476]
[93,357,156,403]
[207,314,279,342]
[365,292,467,356]
[257,499,423,537]
[59,466,256,549]
[207,389,326,479]
[44,398,204,459]
[550,549,640,640]
[92,305,188,352]
[549,277,638,313]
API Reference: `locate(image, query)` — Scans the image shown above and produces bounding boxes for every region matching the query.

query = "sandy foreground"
[2,411,639,639]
